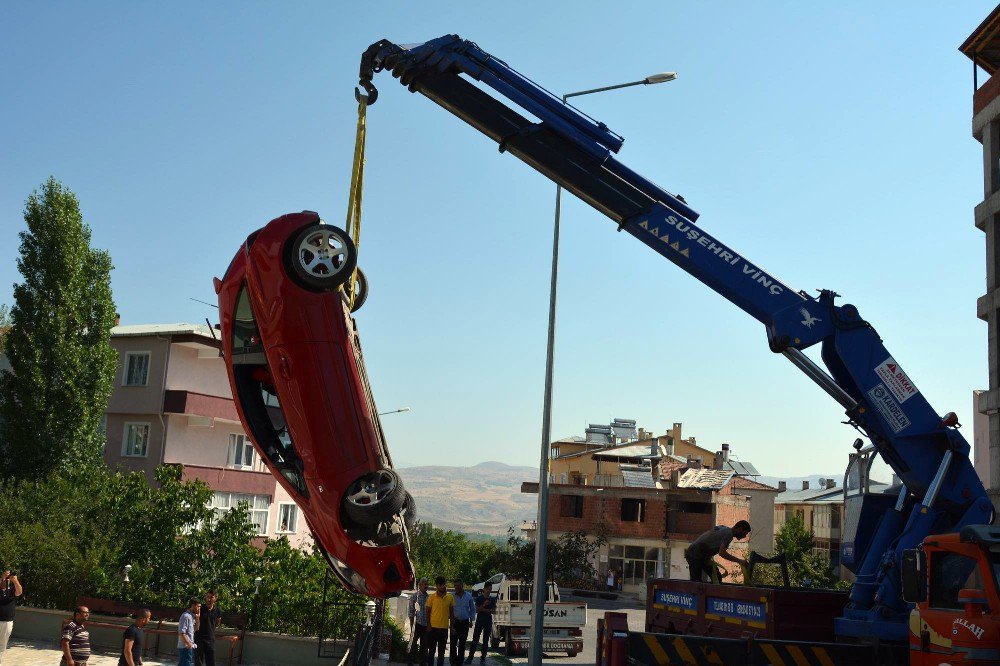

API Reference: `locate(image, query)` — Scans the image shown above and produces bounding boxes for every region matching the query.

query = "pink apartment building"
[105,323,311,547]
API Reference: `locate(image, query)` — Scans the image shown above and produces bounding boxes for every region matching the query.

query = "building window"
[620,498,646,522]
[831,506,841,529]
[211,492,270,536]
[122,422,150,457]
[608,545,662,587]
[559,495,584,518]
[278,503,298,533]
[228,434,256,469]
[123,352,150,386]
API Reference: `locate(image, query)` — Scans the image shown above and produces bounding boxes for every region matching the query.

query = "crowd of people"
[0,567,226,666]
[407,577,495,666]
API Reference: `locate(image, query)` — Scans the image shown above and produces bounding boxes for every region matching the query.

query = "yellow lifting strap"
[343,96,368,310]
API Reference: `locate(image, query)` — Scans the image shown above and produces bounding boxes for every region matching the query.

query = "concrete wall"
[10,606,346,666]
[166,343,232,398]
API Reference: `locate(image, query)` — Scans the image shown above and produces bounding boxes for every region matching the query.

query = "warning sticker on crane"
[867,383,911,433]
[874,357,919,404]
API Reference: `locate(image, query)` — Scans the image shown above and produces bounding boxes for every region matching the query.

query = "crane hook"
[355,80,378,105]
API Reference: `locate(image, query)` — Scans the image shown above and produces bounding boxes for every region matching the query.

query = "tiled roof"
[658,459,689,477]
[677,468,735,490]
[775,481,890,504]
[730,476,779,492]
[621,467,657,489]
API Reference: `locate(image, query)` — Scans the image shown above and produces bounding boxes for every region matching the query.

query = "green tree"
[751,513,836,588]
[0,177,117,480]
[0,304,10,352]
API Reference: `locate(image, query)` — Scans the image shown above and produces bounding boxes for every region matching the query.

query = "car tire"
[402,491,417,532]
[345,268,369,312]
[285,222,358,292]
[343,468,407,526]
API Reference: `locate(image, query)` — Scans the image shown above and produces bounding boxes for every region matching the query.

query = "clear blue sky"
[0,3,992,477]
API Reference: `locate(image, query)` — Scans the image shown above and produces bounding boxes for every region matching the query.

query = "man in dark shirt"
[465,583,496,665]
[194,589,222,666]
[0,568,23,664]
[118,609,151,666]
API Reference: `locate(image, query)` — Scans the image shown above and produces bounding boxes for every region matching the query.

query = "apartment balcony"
[163,390,240,426]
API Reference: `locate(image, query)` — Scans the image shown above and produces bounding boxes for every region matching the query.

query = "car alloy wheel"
[286,222,358,291]
[343,468,406,526]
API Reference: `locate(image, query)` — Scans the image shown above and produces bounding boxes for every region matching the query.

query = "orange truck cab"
[904,525,1000,665]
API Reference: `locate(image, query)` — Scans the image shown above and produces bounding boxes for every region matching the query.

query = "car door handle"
[278,355,293,380]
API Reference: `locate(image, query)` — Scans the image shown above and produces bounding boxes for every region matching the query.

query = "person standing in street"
[177,597,201,666]
[61,606,91,666]
[195,589,222,666]
[0,568,22,665]
[406,577,430,666]
[465,582,496,665]
[449,579,475,665]
[606,569,615,592]
[118,609,151,666]
[424,577,454,666]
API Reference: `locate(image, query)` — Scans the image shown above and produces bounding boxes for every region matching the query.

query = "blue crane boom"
[358,34,993,644]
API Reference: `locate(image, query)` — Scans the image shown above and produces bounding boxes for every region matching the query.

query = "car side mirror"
[900,549,926,604]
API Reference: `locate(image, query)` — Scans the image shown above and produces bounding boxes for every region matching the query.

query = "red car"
[214,210,415,598]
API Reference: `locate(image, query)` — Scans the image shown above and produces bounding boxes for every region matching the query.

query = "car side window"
[230,285,308,498]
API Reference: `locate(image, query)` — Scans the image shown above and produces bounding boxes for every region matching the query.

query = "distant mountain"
[396,462,538,535]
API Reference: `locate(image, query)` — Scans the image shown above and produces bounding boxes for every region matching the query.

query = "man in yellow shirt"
[424,576,454,666]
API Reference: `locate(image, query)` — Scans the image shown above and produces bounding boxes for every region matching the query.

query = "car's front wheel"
[343,468,407,526]
[285,222,358,292]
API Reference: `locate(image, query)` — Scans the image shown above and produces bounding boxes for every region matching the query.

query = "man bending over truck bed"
[684,521,751,582]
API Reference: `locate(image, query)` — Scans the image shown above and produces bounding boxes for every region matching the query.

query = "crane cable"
[343,94,368,310]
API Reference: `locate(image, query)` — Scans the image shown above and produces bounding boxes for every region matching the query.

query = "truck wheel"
[343,469,407,526]
[286,222,357,292]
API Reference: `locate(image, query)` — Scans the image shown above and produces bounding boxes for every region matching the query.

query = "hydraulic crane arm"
[358,35,992,642]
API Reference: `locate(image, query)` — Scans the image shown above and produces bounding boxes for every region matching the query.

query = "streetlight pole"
[378,407,412,416]
[528,71,677,666]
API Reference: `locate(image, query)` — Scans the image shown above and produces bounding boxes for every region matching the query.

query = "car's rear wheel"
[285,222,358,292]
[345,268,369,312]
[343,469,406,526]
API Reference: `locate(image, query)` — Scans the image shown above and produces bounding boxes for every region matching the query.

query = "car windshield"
[232,288,264,357]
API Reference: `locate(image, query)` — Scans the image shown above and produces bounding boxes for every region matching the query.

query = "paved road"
[504,595,645,666]
[4,638,174,665]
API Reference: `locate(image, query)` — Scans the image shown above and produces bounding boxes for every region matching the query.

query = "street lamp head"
[644,72,677,85]
[253,576,263,595]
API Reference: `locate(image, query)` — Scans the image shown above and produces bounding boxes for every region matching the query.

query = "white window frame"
[121,422,151,458]
[211,491,270,536]
[277,503,298,534]
[122,351,151,387]
[227,433,256,470]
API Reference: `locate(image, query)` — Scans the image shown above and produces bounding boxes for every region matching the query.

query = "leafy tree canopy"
[0,177,117,480]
